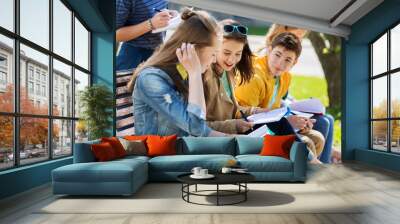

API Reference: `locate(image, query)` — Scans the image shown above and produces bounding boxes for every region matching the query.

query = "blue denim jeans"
[116,43,154,73]
[312,114,334,163]
[133,67,212,137]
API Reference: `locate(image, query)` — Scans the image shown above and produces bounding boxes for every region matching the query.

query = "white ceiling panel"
[170,0,384,38]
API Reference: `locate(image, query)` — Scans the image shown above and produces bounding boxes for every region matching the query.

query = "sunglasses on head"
[223,24,248,36]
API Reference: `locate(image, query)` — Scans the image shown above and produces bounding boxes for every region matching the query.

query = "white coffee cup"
[221,167,232,174]
[191,167,202,176]
[199,169,208,176]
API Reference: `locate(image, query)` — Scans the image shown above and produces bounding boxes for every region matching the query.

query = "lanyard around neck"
[267,77,280,110]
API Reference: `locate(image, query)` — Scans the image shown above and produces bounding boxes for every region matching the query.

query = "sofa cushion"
[91,142,118,161]
[119,138,147,156]
[147,135,177,157]
[74,140,100,163]
[236,137,263,155]
[236,155,293,172]
[101,137,127,158]
[178,137,236,155]
[260,135,296,159]
[148,154,235,172]
[52,159,147,183]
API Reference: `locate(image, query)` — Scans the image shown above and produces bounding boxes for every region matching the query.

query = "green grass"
[248,26,268,36]
[289,75,329,106]
[289,75,341,148]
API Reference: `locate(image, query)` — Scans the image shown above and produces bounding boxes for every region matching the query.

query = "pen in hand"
[240,110,254,131]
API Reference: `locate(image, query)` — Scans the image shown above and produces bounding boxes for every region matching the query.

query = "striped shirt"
[116,0,167,49]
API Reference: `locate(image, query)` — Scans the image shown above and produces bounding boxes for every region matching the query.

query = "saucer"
[190,174,215,179]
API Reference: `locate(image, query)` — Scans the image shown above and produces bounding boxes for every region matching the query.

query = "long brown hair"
[216,19,254,85]
[128,8,220,99]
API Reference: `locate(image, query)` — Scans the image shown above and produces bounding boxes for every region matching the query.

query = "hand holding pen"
[238,110,254,133]
[150,8,172,29]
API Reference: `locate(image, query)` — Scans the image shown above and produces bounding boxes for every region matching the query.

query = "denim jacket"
[133,67,212,136]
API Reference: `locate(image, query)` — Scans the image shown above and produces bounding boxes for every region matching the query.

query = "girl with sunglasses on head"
[203,19,268,134]
[130,8,229,137]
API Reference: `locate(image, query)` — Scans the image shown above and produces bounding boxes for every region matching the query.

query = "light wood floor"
[1,162,400,224]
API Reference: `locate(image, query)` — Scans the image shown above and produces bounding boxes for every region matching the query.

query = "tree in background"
[307,32,342,119]
[0,85,59,151]
[372,99,400,143]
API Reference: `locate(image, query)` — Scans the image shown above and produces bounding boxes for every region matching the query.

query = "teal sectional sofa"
[52,137,308,196]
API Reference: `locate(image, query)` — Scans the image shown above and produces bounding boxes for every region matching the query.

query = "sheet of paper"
[247,124,271,137]
[152,14,182,33]
[291,110,314,118]
[247,107,288,124]
[289,98,325,114]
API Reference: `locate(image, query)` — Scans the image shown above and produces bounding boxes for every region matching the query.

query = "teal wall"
[0,158,72,199]
[0,0,115,200]
[344,0,400,171]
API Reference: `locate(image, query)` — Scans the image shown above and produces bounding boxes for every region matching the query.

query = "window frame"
[0,0,92,171]
[370,21,400,154]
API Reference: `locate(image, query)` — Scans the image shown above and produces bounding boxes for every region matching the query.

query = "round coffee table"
[177,173,255,206]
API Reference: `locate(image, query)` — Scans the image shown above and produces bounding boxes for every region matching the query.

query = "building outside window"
[0,0,91,170]
[0,54,7,88]
[28,81,34,94]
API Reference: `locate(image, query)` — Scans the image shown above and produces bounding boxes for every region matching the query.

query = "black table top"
[177,172,255,185]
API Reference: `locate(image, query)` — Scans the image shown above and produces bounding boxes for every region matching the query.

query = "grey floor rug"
[38,183,362,214]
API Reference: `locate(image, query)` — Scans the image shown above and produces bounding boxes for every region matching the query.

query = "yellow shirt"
[235,55,292,109]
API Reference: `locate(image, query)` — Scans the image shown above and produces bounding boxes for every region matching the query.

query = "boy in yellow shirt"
[235,32,324,163]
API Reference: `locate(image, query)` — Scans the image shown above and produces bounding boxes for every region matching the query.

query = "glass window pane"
[391,72,400,118]
[0,0,14,31]
[20,0,49,49]
[74,69,89,118]
[372,33,387,76]
[53,59,72,117]
[372,77,387,119]
[20,117,49,165]
[75,120,88,143]
[53,0,72,60]
[53,119,72,158]
[372,121,388,151]
[0,35,14,113]
[391,120,400,153]
[75,18,89,70]
[20,44,49,115]
[0,116,14,170]
[391,24,400,70]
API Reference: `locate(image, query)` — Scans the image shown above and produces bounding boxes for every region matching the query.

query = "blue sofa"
[52,137,308,196]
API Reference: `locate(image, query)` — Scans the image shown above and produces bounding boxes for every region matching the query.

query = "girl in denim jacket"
[130,8,228,137]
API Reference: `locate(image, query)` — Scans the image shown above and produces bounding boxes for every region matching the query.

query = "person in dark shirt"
[116,0,176,73]
[115,0,176,135]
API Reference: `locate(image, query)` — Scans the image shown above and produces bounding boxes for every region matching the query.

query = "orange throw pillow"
[259,134,296,159]
[91,142,117,162]
[146,135,177,157]
[101,137,126,158]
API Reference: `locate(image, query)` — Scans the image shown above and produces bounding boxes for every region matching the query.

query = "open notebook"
[289,98,325,114]
[152,14,182,33]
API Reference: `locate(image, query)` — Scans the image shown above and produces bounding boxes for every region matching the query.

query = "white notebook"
[152,14,182,33]
[289,98,325,114]
[247,107,288,124]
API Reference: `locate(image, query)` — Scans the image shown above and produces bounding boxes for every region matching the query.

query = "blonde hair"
[265,24,308,49]
[127,8,220,97]
[257,24,308,54]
